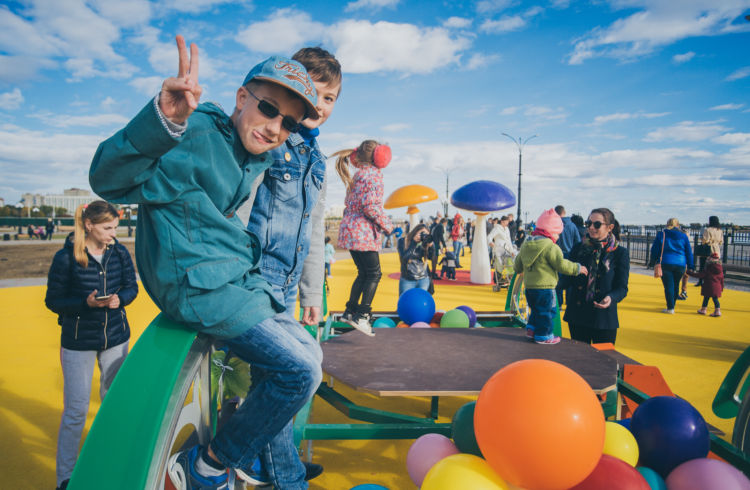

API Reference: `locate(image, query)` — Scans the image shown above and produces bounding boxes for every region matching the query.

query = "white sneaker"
[661,308,675,314]
[344,314,375,336]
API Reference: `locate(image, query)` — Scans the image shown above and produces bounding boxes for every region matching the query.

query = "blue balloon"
[397,288,436,325]
[637,466,667,490]
[350,485,389,490]
[631,396,710,478]
[615,417,632,430]
[456,305,477,328]
[372,317,397,328]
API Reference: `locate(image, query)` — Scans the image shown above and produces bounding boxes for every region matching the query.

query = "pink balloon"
[406,433,460,487]
[666,458,750,490]
[411,321,431,328]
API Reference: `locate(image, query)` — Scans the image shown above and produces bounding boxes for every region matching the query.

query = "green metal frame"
[713,345,750,419]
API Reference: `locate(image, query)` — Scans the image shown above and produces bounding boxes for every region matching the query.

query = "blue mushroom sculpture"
[451,180,516,284]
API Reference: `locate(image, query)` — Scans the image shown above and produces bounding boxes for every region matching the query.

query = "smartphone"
[95,294,112,300]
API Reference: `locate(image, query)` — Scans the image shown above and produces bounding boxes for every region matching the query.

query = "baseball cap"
[242,56,320,120]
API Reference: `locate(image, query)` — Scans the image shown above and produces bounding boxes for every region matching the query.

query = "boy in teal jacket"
[514,209,587,344]
[90,36,322,489]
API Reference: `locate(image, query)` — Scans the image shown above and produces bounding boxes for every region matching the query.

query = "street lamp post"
[437,167,455,217]
[501,133,538,230]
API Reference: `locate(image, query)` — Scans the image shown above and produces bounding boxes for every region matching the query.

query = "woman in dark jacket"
[564,208,629,345]
[45,200,137,490]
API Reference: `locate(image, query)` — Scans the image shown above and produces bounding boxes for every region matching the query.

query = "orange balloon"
[430,322,440,328]
[474,359,605,490]
[396,321,409,328]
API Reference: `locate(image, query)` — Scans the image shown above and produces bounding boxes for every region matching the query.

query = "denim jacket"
[247,132,326,303]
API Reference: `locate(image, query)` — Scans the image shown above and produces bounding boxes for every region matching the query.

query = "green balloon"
[440,309,470,328]
[451,401,483,457]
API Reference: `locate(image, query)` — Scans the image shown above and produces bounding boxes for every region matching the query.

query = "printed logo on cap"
[274,60,315,96]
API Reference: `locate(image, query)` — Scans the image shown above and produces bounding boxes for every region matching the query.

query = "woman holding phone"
[45,200,138,490]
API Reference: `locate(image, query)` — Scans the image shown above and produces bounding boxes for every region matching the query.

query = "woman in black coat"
[45,200,137,490]
[564,208,629,345]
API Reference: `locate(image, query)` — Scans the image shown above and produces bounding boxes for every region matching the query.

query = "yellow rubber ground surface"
[1,249,748,489]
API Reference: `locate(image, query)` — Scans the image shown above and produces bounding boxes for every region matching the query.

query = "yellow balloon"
[421,454,509,490]
[603,421,640,467]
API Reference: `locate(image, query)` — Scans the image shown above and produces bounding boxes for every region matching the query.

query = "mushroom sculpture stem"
[406,206,420,229]
[471,213,491,284]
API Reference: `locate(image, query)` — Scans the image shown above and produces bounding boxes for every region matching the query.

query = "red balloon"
[570,454,650,490]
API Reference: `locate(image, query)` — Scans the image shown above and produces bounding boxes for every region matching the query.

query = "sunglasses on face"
[585,220,606,229]
[244,87,300,133]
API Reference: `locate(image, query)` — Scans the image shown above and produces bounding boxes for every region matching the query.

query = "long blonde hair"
[331,139,379,189]
[73,200,119,268]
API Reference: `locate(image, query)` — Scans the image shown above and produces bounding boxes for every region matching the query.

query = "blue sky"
[1,0,749,225]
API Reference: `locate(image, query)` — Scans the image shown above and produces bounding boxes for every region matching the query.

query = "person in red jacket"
[687,252,724,317]
[334,139,393,335]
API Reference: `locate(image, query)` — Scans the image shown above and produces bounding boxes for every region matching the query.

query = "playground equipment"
[384,184,438,230]
[67,275,750,488]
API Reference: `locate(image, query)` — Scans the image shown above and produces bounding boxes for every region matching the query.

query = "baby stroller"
[491,248,514,292]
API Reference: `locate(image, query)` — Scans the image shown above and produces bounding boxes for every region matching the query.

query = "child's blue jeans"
[525,288,558,341]
[210,312,322,489]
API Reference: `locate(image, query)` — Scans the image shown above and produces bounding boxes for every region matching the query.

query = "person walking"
[335,140,393,335]
[650,218,694,314]
[450,213,465,267]
[45,201,138,490]
[688,252,724,317]
[695,215,723,287]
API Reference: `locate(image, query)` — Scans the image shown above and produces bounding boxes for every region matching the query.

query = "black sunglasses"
[244,87,300,133]
[585,220,606,229]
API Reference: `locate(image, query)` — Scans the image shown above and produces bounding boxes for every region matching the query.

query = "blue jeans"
[210,313,322,489]
[271,283,299,319]
[660,263,686,310]
[525,288,557,340]
[452,241,463,266]
[399,276,431,296]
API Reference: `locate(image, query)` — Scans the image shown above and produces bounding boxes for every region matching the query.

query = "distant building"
[21,188,95,215]
[325,205,345,218]
[0,198,4,207]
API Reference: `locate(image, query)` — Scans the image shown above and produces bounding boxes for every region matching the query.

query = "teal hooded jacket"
[90,99,283,338]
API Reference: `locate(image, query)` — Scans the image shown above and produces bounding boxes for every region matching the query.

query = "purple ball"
[410,321,431,328]
[666,458,750,490]
[631,396,710,477]
[455,305,477,328]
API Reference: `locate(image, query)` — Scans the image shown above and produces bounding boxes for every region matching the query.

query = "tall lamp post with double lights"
[437,166,456,217]
[501,133,537,231]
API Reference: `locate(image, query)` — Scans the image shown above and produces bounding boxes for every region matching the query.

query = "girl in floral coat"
[334,140,393,335]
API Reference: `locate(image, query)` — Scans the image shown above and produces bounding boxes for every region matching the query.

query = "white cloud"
[29,111,130,128]
[725,66,750,82]
[129,76,163,96]
[465,53,500,70]
[382,122,411,132]
[476,0,515,14]
[709,103,744,111]
[644,121,729,142]
[568,5,749,65]
[328,20,471,74]
[500,106,519,116]
[162,0,246,14]
[101,96,117,110]
[443,17,472,29]
[480,15,527,33]
[672,51,695,64]
[712,132,750,146]
[236,9,326,55]
[0,1,141,82]
[592,111,669,125]
[0,88,24,110]
[90,0,151,27]
[345,0,399,12]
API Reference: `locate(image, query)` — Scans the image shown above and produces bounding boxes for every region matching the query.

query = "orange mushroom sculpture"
[384,184,439,229]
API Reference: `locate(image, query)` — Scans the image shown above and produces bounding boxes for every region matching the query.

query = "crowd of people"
[40,29,731,490]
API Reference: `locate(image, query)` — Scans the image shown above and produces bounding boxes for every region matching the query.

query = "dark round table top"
[321,327,618,396]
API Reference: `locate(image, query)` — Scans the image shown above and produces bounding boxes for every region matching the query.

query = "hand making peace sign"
[159,35,202,125]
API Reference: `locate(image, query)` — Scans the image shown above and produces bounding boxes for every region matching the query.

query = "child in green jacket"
[514,209,587,344]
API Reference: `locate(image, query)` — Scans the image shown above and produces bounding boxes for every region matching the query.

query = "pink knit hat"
[535,209,564,239]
